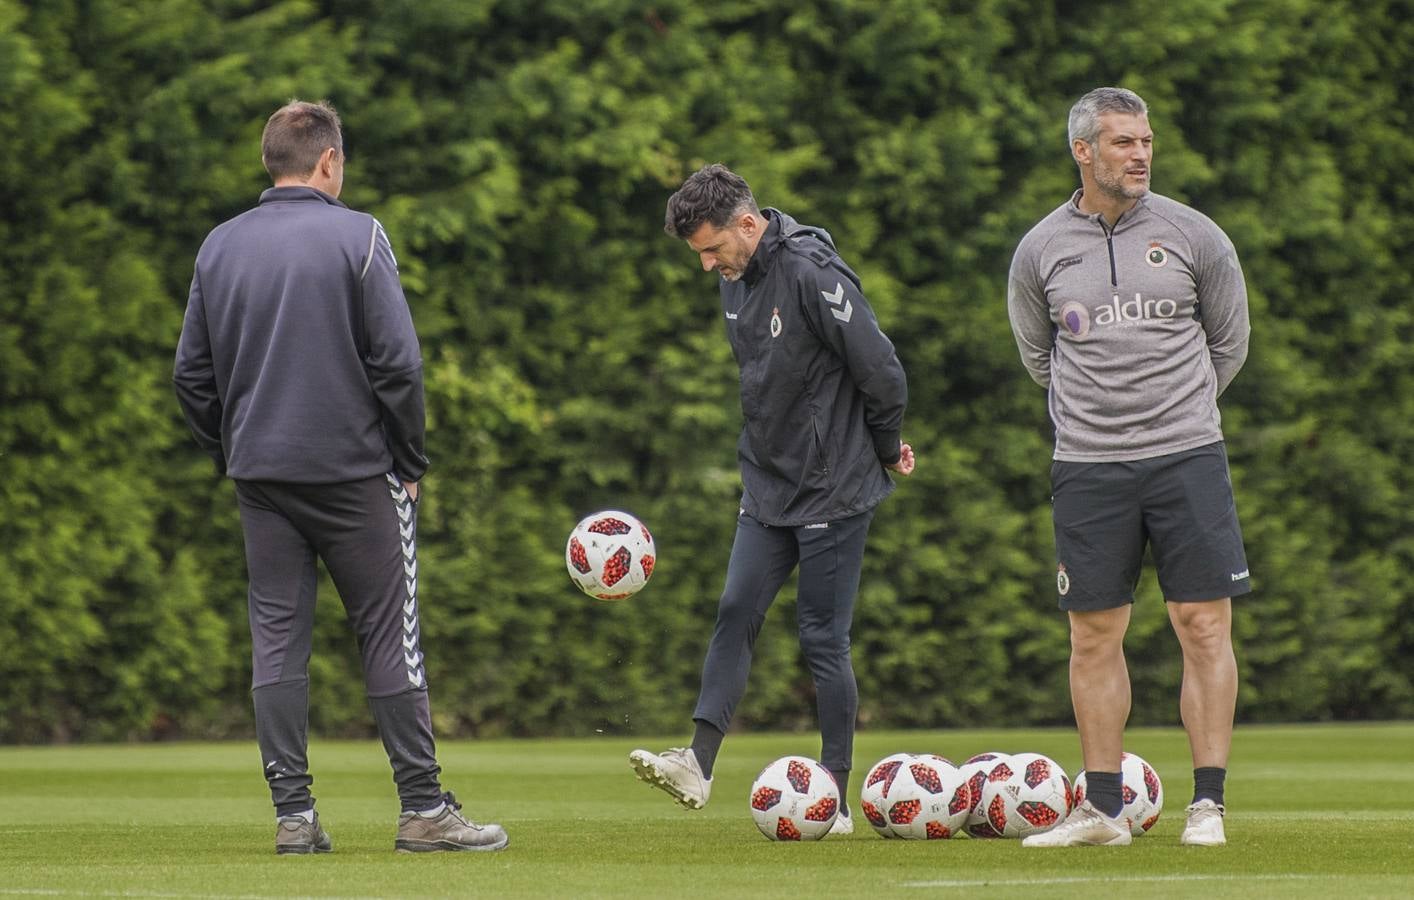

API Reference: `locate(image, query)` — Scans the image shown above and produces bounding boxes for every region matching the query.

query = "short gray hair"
[1068,87,1148,149]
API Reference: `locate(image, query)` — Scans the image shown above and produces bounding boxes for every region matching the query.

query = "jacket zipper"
[1104,224,1118,288]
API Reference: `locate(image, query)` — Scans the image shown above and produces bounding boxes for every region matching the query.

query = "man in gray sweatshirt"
[1008,88,1250,848]
[174,100,506,855]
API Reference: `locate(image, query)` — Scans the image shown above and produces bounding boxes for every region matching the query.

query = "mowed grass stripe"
[2,724,1412,899]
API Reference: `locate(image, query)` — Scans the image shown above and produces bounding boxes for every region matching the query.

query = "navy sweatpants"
[235,473,442,815]
[693,509,875,774]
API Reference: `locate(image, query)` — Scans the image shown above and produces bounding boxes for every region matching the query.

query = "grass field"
[2,723,1411,898]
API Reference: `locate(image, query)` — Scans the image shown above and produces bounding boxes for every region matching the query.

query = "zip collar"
[1066,188,1149,233]
[742,210,784,288]
[258,185,348,208]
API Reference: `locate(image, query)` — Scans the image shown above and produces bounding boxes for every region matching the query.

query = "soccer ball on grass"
[879,755,972,840]
[1073,751,1164,835]
[859,753,912,838]
[750,756,839,841]
[957,751,1010,838]
[977,751,1072,838]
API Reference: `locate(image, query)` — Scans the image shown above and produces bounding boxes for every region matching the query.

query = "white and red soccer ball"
[1073,751,1164,836]
[977,751,1073,838]
[565,510,656,600]
[859,753,911,838]
[957,751,1010,838]
[879,755,972,840]
[750,756,840,841]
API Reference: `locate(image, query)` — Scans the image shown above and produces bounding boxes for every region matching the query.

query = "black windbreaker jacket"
[721,208,908,526]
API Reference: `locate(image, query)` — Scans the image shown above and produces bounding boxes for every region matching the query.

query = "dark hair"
[261,100,343,180]
[664,164,760,238]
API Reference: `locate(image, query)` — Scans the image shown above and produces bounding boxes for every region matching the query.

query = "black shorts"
[1050,442,1251,611]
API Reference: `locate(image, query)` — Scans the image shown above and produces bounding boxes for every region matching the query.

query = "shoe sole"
[276,844,332,855]
[628,753,705,810]
[395,835,510,853]
[1023,831,1132,847]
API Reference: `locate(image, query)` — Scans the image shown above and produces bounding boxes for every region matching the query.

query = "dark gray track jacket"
[721,209,907,527]
[173,186,428,483]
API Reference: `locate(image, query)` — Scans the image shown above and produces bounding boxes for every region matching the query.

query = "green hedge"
[2,0,1410,742]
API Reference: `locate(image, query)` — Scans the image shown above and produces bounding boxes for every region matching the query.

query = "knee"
[798,625,848,662]
[1171,603,1232,656]
[1068,611,1128,659]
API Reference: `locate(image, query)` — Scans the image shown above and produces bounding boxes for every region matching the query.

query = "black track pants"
[236,473,441,815]
[693,509,875,773]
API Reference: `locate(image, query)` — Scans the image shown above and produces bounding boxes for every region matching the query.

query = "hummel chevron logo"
[403,634,417,650]
[404,596,417,616]
[404,651,423,669]
[397,504,412,523]
[822,282,853,323]
[400,521,414,541]
[404,559,416,578]
[404,616,416,634]
[401,540,415,560]
[408,669,424,688]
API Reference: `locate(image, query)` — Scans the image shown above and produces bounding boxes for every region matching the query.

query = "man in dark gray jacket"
[174,100,506,855]
[630,164,914,835]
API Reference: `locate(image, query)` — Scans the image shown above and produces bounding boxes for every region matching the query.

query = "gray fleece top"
[174,186,427,483]
[1007,190,1250,462]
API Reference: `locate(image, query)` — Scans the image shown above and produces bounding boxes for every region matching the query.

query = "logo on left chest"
[770,307,782,338]
[1145,242,1168,268]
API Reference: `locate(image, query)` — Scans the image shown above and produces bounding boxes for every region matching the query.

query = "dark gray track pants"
[693,509,875,773]
[236,473,441,816]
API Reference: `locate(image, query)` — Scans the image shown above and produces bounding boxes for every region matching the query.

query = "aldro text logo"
[1059,293,1179,337]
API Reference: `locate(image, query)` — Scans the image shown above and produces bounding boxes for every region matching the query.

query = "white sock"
[404,801,446,818]
[281,808,315,823]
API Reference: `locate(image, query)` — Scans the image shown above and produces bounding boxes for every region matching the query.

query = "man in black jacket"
[630,164,914,835]
[174,100,506,855]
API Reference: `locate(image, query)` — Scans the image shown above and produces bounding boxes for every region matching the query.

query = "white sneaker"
[1181,799,1226,846]
[828,810,854,836]
[1022,800,1133,847]
[629,747,712,809]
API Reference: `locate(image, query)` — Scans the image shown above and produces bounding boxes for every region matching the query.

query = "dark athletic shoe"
[275,812,332,855]
[395,792,509,853]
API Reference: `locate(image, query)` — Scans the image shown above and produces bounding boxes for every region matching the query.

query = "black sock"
[829,768,851,817]
[689,720,725,779]
[1192,766,1226,806]
[1084,771,1125,818]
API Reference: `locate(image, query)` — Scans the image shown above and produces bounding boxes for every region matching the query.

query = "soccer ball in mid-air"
[1073,751,1164,835]
[859,753,912,838]
[880,755,972,840]
[565,510,656,600]
[750,756,840,841]
[978,751,1073,838]
[957,752,1010,838]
